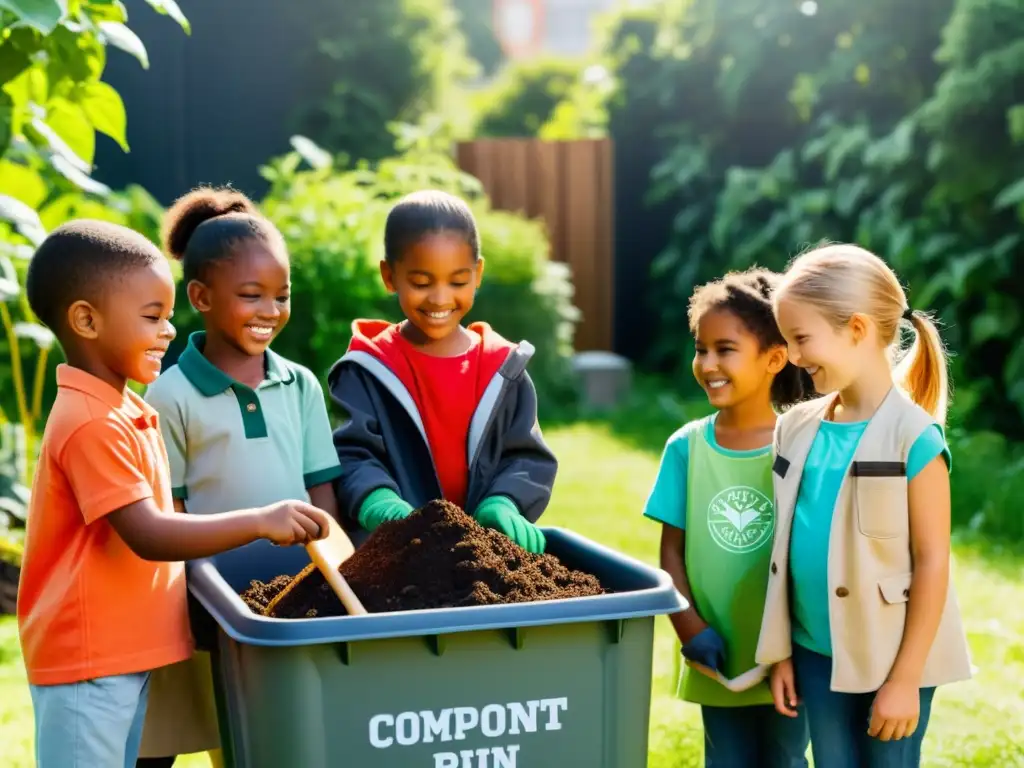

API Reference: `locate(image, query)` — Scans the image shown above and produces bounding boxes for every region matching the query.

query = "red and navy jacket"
[327,320,557,531]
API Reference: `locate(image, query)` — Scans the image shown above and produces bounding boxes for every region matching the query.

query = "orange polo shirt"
[17,365,192,686]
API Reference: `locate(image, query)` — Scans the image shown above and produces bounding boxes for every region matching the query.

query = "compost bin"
[189,527,687,768]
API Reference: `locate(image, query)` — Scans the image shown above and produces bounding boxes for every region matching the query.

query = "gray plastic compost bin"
[188,527,687,768]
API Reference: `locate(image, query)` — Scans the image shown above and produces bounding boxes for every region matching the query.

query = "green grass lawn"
[2,416,1024,766]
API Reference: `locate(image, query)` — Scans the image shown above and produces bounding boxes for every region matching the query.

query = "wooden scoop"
[264,515,367,617]
[307,515,368,616]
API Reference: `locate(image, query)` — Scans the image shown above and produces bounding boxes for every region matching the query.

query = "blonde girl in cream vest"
[756,244,971,768]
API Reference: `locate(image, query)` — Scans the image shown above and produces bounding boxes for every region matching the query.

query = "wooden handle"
[307,541,368,616]
[324,567,368,616]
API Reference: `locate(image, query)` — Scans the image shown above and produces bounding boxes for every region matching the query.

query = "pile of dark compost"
[238,500,605,618]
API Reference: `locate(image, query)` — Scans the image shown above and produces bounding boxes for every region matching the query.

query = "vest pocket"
[878,572,912,604]
[854,473,908,539]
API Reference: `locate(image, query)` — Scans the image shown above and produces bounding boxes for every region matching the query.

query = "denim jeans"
[702,703,810,767]
[792,644,936,768]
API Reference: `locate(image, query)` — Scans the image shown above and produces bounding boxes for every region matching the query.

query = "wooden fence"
[455,138,615,352]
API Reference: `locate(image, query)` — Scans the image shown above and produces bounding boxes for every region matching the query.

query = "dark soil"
[239,574,294,615]
[238,500,605,618]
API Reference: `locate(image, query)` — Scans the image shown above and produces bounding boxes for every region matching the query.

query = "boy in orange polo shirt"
[17,220,332,768]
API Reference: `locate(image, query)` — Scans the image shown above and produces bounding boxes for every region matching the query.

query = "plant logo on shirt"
[707,486,774,553]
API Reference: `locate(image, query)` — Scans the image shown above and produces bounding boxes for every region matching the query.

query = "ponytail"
[779,244,951,423]
[896,310,950,424]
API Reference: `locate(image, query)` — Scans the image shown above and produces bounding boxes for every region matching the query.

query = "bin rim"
[189,526,687,647]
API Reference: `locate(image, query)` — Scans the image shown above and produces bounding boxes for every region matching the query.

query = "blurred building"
[493,0,652,59]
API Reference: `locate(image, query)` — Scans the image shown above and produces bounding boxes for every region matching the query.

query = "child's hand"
[681,626,726,672]
[770,658,800,718]
[475,501,546,554]
[256,501,332,546]
[868,679,920,741]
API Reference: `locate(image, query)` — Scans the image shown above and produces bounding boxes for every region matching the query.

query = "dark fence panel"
[95,1,334,204]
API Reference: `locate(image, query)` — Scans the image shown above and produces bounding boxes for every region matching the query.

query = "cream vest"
[755,387,973,693]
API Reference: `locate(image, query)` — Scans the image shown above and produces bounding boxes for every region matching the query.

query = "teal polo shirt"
[143,332,342,515]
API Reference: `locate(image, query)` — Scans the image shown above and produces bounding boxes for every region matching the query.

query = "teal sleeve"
[144,380,189,500]
[642,429,690,530]
[907,425,951,480]
[299,367,343,488]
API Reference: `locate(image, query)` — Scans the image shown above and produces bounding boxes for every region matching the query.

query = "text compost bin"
[189,527,688,768]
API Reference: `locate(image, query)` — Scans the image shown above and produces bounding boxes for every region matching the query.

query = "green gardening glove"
[358,488,414,532]
[474,496,546,554]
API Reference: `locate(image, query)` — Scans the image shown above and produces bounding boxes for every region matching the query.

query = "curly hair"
[689,267,812,408]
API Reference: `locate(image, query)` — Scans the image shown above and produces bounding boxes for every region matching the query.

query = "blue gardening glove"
[681,626,727,672]
[474,496,546,554]
[358,488,414,532]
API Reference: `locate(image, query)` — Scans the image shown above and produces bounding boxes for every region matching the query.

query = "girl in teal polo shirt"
[643,269,812,767]
[137,187,342,768]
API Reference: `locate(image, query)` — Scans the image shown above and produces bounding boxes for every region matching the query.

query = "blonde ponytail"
[778,243,951,424]
[895,310,950,425]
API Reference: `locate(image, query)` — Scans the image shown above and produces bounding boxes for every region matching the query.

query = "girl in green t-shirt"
[643,268,812,766]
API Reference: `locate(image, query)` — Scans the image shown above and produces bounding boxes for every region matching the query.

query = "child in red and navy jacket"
[328,190,556,553]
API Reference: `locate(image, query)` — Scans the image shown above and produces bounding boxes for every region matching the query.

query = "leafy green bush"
[599,0,1024,439]
[294,0,477,162]
[538,65,613,140]
[946,426,1024,544]
[170,144,579,408]
[0,1,187,589]
[453,0,503,77]
[472,209,579,403]
[473,56,584,137]
[0,1,186,440]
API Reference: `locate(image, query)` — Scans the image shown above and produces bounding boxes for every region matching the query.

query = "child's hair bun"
[740,268,778,302]
[162,186,257,261]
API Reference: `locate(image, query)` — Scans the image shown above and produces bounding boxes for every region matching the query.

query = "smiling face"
[188,242,291,357]
[774,294,867,394]
[380,232,484,345]
[691,308,785,409]
[72,259,177,386]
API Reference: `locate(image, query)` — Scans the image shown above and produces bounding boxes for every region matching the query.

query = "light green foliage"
[292,0,478,163]
[603,0,1024,449]
[600,0,1024,541]
[452,0,502,77]
[0,0,186,559]
[166,141,579,406]
[473,56,584,138]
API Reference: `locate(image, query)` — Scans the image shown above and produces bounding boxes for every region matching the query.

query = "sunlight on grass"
[1,422,1022,767]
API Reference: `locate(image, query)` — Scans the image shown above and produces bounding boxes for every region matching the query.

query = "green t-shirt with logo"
[643,414,775,707]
